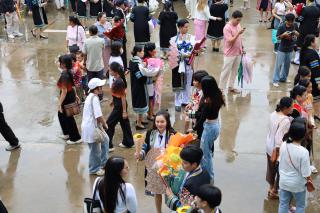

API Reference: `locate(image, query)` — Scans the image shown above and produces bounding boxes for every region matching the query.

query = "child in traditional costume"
[168,19,196,112]
[165,145,210,210]
[135,110,176,213]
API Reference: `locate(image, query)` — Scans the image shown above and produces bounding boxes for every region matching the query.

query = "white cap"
[88,78,106,92]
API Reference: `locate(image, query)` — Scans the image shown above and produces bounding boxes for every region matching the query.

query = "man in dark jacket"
[0,102,20,151]
[0,0,23,39]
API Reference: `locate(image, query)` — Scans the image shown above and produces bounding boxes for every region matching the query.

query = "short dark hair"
[276,97,293,112]
[89,25,98,35]
[113,16,122,23]
[285,13,295,22]
[177,19,189,28]
[97,12,106,21]
[137,0,144,3]
[232,10,243,19]
[195,185,222,209]
[180,145,203,165]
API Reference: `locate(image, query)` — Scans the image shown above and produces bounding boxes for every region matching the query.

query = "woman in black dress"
[300,34,320,120]
[77,0,88,28]
[206,0,228,52]
[158,1,178,59]
[90,0,102,17]
[30,0,48,39]
[130,0,151,46]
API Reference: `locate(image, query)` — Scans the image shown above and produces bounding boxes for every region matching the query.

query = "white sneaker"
[59,134,69,140]
[285,79,291,84]
[273,83,279,87]
[66,139,82,145]
[90,168,105,176]
[5,144,21,151]
[13,32,23,37]
[310,165,318,174]
[8,34,15,39]
[109,147,115,152]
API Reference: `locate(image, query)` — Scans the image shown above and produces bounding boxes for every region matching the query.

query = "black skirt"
[77,0,87,17]
[31,6,48,28]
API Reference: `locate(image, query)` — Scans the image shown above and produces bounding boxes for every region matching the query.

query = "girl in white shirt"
[194,0,222,49]
[94,156,137,213]
[265,97,292,199]
[108,41,124,88]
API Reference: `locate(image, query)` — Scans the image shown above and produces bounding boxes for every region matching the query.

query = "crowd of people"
[0,0,320,212]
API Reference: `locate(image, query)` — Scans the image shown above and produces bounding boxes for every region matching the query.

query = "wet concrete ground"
[0,0,319,212]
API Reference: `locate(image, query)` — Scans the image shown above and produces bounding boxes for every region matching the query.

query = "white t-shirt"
[108,56,124,88]
[279,142,311,193]
[93,178,137,213]
[266,112,291,156]
[81,93,103,143]
[195,5,211,21]
[274,2,286,16]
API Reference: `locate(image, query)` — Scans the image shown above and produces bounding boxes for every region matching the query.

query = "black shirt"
[277,23,299,52]
[298,6,320,35]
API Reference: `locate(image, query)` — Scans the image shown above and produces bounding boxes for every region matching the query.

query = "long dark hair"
[99,157,126,213]
[111,41,123,57]
[300,34,316,62]
[293,66,311,85]
[285,117,307,143]
[290,85,306,100]
[152,110,174,133]
[69,15,84,29]
[62,54,74,82]
[109,61,127,88]
[201,75,225,108]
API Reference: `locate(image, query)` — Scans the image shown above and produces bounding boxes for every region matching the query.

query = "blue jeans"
[274,16,284,30]
[278,189,306,213]
[88,136,109,173]
[273,51,292,83]
[200,120,220,180]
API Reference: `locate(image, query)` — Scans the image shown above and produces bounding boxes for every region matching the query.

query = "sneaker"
[66,139,82,145]
[109,147,115,152]
[59,134,69,140]
[13,32,23,37]
[273,83,279,87]
[285,79,291,84]
[5,144,21,151]
[310,165,318,174]
[273,50,278,54]
[90,168,105,176]
[8,34,15,39]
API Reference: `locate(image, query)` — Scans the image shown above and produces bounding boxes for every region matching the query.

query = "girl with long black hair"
[57,54,82,145]
[199,75,225,181]
[299,34,320,120]
[94,156,137,213]
[135,110,175,213]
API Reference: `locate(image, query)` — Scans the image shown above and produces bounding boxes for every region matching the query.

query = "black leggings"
[0,112,19,146]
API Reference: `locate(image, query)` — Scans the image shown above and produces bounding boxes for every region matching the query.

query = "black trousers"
[106,99,134,148]
[0,112,19,146]
[58,111,81,141]
[121,37,128,70]
[0,200,8,213]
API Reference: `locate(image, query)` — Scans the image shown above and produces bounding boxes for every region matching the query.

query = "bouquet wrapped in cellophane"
[155,133,195,189]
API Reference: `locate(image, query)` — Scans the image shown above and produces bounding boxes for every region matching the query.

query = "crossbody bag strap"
[273,117,287,147]
[90,94,98,128]
[92,177,101,199]
[76,26,78,43]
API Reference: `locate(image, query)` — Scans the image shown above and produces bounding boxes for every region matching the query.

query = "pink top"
[66,25,86,50]
[223,22,243,57]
